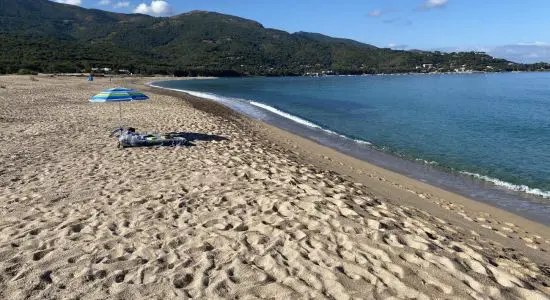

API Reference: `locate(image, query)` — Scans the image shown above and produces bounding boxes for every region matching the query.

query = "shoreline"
[1,75,549,298]
[147,78,550,226]
[139,79,550,259]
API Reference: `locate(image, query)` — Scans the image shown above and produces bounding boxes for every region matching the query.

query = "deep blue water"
[153,73,550,221]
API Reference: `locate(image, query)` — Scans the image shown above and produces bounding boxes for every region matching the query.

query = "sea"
[152,72,550,225]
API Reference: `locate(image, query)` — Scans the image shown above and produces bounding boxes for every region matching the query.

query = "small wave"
[415,158,439,166]
[249,101,321,129]
[149,83,230,103]
[250,101,374,146]
[460,171,550,199]
[354,139,372,146]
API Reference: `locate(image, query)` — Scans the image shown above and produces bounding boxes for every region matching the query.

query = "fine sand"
[0,75,549,299]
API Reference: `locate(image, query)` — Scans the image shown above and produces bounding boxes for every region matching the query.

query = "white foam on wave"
[249,101,373,145]
[148,83,229,103]
[415,158,439,166]
[354,139,373,145]
[249,101,321,129]
[460,171,550,199]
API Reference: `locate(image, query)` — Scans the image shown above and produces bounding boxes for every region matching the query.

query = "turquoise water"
[154,73,550,200]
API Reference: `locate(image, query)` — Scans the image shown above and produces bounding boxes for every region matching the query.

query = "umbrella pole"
[119,101,123,128]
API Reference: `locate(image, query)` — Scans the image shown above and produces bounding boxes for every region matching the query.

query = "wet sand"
[0,75,549,299]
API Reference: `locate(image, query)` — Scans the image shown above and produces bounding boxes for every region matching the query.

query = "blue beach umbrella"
[89,87,149,102]
[89,87,149,126]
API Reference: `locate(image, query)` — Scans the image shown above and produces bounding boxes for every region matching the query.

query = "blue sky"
[54,0,550,63]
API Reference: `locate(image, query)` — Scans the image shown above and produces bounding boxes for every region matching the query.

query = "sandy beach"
[0,75,549,299]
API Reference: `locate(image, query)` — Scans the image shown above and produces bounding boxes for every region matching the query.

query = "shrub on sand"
[17,68,34,75]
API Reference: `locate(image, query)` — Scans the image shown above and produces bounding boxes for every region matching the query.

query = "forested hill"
[1,0,548,76]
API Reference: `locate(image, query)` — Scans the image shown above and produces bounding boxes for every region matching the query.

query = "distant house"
[90,67,111,73]
[422,64,433,69]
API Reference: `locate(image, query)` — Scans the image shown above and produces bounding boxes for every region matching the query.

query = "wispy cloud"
[489,43,550,63]
[368,8,400,18]
[98,0,129,9]
[516,41,549,46]
[382,18,413,26]
[113,1,130,8]
[134,0,172,16]
[434,42,550,63]
[369,7,410,26]
[368,9,382,17]
[421,0,448,10]
[388,43,408,50]
[54,0,82,5]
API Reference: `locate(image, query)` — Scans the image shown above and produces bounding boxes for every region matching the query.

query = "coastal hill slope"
[0,0,542,75]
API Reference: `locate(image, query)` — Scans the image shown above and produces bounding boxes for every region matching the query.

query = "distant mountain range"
[1,0,548,76]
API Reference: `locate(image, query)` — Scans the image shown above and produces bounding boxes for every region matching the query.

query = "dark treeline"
[1,0,549,76]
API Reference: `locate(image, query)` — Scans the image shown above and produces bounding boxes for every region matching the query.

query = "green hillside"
[0,0,547,75]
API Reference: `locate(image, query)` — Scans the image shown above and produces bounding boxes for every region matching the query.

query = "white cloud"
[368,9,381,17]
[98,0,110,5]
[54,0,82,5]
[134,0,172,16]
[422,0,448,9]
[134,3,149,14]
[114,1,130,8]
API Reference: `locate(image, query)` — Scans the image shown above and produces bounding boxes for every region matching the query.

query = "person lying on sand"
[109,127,188,148]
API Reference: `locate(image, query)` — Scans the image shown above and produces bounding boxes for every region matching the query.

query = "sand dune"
[0,75,549,299]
